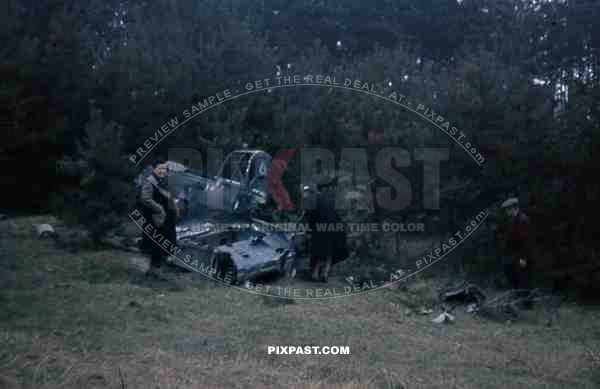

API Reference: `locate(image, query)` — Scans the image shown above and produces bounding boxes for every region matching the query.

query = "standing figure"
[303,184,348,282]
[138,159,178,271]
[497,197,534,292]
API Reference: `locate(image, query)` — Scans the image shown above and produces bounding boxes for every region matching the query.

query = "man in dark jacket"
[497,197,534,291]
[303,184,349,282]
[138,159,177,270]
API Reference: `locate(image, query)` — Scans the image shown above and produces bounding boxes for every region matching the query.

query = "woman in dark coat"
[305,187,349,282]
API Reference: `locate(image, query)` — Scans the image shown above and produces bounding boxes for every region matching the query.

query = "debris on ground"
[466,302,479,313]
[438,280,486,314]
[345,275,371,286]
[33,223,55,239]
[418,307,434,315]
[439,281,486,304]
[478,288,562,323]
[431,312,455,324]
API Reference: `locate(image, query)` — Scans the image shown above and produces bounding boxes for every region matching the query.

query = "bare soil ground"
[1,216,599,389]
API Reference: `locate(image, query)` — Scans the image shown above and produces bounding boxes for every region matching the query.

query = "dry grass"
[1,216,600,388]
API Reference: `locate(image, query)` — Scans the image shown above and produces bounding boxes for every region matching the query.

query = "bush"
[55,108,136,242]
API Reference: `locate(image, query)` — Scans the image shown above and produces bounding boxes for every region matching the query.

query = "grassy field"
[1,216,600,389]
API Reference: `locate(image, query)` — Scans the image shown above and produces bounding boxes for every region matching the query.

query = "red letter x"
[263,148,296,211]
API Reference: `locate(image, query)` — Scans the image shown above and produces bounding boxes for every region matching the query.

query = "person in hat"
[497,197,534,293]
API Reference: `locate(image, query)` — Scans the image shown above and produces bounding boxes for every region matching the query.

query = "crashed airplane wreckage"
[164,149,304,285]
[174,220,300,285]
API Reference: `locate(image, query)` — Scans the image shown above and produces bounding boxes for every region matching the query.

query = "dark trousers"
[310,233,338,280]
[139,203,177,269]
[310,253,333,280]
[503,257,532,290]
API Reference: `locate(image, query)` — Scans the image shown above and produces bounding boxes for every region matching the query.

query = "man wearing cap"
[497,197,534,292]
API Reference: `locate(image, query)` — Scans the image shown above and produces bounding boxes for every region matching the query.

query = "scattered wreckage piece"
[435,280,562,324]
[431,312,455,324]
[438,280,487,313]
[418,307,434,315]
[27,219,97,252]
[477,288,562,324]
[34,223,56,239]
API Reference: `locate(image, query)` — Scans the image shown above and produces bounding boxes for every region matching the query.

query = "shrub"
[55,108,136,242]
